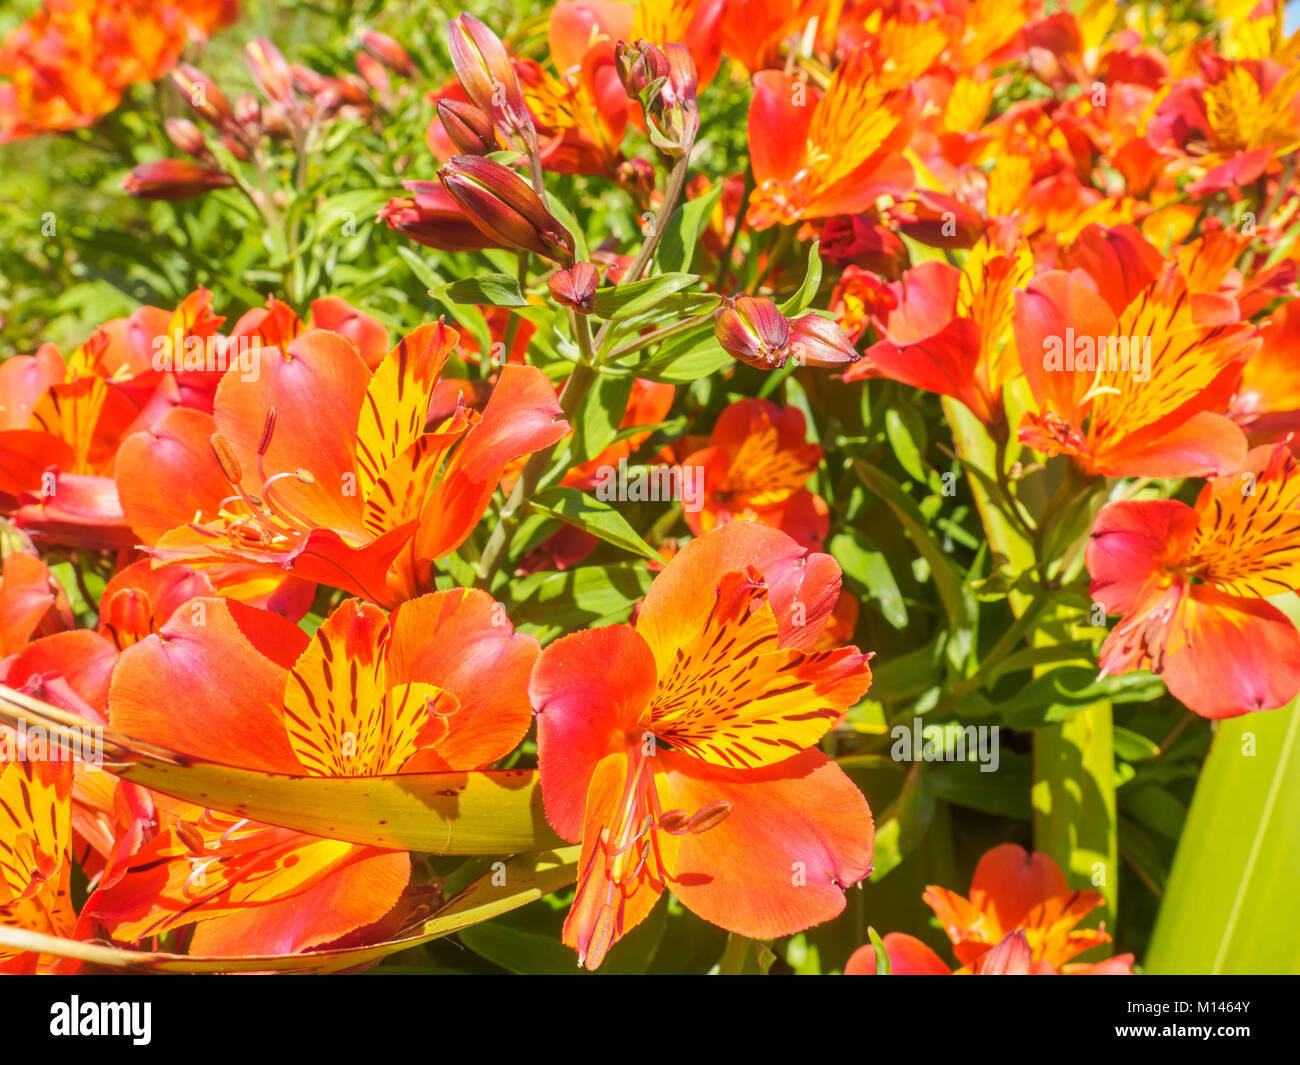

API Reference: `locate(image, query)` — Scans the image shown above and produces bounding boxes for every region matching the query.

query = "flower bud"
[548,262,601,313]
[172,64,234,130]
[361,29,417,78]
[788,312,861,367]
[615,39,670,100]
[378,181,511,253]
[437,99,499,156]
[246,38,296,109]
[438,155,574,264]
[714,295,790,370]
[447,14,533,142]
[123,160,235,201]
[234,92,262,133]
[616,157,655,203]
[164,117,208,159]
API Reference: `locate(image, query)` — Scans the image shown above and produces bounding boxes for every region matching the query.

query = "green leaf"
[590,273,698,320]
[778,240,823,315]
[867,927,891,975]
[853,460,973,633]
[529,485,662,562]
[1146,702,1300,973]
[439,272,528,307]
[870,763,934,880]
[654,181,724,274]
[829,529,907,629]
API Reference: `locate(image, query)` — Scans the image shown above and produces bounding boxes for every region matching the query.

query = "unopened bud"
[714,295,790,370]
[361,29,417,77]
[438,155,574,264]
[437,99,499,156]
[789,312,861,367]
[123,160,235,201]
[164,117,208,158]
[548,262,601,313]
[447,14,532,142]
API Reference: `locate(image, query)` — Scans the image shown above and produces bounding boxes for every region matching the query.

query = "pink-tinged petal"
[309,297,390,370]
[13,473,134,550]
[1152,585,1300,718]
[415,364,569,560]
[661,748,873,939]
[1087,499,1199,615]
[977,929,1034,974]
[969,843,1069,931]
[748,71,816,186]
[385,589,540,770]
[108,597,308,772]
[115,407,228,544]
[846,933,952,975]
[1094,411,1248,479]
[531,625,658,842]
[0,345,65,431]
[3,630,117,723]
[213,329,369,535]
[636,522,843,662]
[548,0,634,73]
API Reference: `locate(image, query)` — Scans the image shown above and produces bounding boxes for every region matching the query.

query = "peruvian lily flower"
[0,757,77,973]
[530,522,874,970]
[841,225,1033,426]
[86,590,539,955]
[746,46,916,229]
[115,321,569,606]
[847,844,1134,975]
[682,398,829,550]
[1087,442,1300,718]
[1013,260,1256,478]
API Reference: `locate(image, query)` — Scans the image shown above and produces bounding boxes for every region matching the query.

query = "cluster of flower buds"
[714,295,861,371]
[126,32,415,201]
[446,14,536,153]
[438,155,575,265]
[615,40,700,157]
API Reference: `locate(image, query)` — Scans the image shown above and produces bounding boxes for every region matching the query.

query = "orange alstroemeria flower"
[0,0,238,141]
[847,843,1133,975]
[841,226,1033,426]
[747,46,916,229]
[0,291,209,549]
[115,321,569,606]
[86,590,538,955]
[1013,255,1257,478]
[0,756,77,973]
[681,397,829,550]
[1087,442,1300,718]
[531,522,874,970]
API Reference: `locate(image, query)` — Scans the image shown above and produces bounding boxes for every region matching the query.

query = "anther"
[209,433,242,484]
[687,800,732,834]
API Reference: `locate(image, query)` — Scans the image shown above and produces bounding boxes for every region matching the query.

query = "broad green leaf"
[439,273,528,307]
[590,273,697,320]
[1146,702,1300,974]
[778,240,823,316]
[654,181,724,274]
[529,485,662,562]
